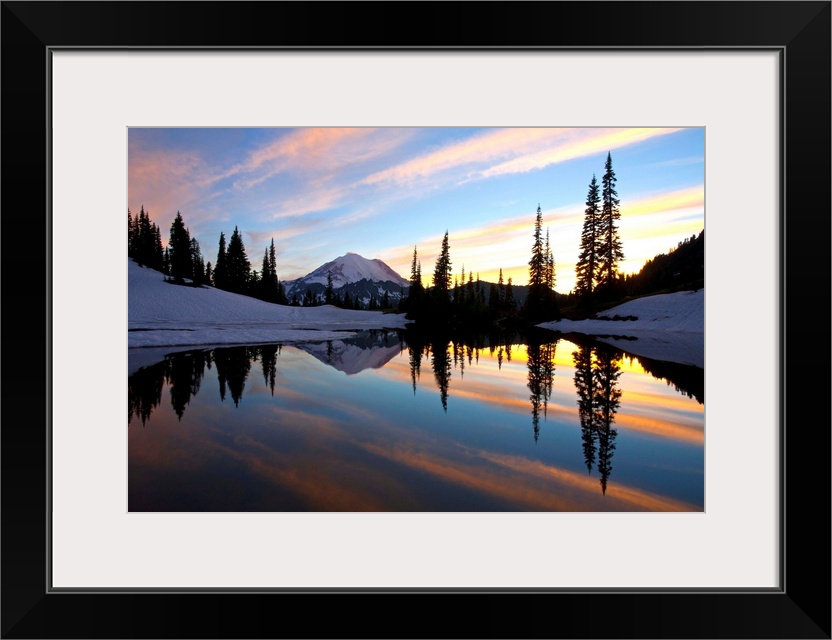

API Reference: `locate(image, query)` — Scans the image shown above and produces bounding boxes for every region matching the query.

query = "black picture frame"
[2,2,829,638]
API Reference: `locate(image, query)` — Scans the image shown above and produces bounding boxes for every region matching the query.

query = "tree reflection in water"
[129,331,697,498]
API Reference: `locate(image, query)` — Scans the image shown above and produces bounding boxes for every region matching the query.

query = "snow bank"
[128,259,408,349]
[538,290,704,367]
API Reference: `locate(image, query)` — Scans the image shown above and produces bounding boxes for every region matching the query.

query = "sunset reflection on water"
[128,333,703,512]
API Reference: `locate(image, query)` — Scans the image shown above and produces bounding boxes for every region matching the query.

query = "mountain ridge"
[283,252,409,306]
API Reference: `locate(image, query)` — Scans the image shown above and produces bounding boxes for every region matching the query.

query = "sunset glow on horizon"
[129,127,704,293]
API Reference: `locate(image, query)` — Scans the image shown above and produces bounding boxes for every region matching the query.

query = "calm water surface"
[128,331,703,511]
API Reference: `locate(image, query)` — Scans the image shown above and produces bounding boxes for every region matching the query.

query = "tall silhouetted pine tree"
[505,277,515,310]
[260,249,272,300]
[598,153,624,294]
[526,204,547,317]
[432,231,452,305]
[325,270,334,305]
[257,242,281,303]
[268,239,285,303]
[128,208,135,255]
[225,226,250,294]
[168,211,193,283]
[403,246,424,313]
[575,174,601,304]
[213,232,228,290]
[545,228,555,293]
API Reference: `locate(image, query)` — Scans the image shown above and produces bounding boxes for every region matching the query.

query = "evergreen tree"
[505,277,516,310]
[190,237,205,285]
[213,232,228,290]
[432,231,452,304]
[529,204,545,289]
[138,207,149,263]
[128,208,134,255]
[406,246,424,305]
[225,226,250,294]
[205,261,213,285]
[575,174,601,301]
[545,228,558,317]
[475,274,485,310]
[260,249,272,301]
[325,270,334,305]
[545,228,555,293]
[248,269,260,291]
[598,152,624,291]
[162,247,171,276]
[128,206,164,271]
[268,239,284,304]
[525,204,549,317]
[152,224,163,271]
[132,209,141,255]
[497,268,505,308]
[168,211,193,283]
[488,282,500,312]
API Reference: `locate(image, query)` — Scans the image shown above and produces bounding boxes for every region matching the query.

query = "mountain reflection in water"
[128,330,703,512]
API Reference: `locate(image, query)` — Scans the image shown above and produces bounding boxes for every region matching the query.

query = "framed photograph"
[3,2,829,638]
[124,124,706,516]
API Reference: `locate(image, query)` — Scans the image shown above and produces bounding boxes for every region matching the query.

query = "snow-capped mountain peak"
[280,253,409,308]
[285,253,408,291]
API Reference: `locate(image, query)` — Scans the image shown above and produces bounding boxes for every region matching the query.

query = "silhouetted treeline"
[127,206,164,272]
[622,230,704,297]
[128,207,287,303]
[295,274,398,310]
[399,211,560,328]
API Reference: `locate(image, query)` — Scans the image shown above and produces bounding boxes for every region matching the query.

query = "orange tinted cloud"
[219,128,387,186]
[128,149,217,239]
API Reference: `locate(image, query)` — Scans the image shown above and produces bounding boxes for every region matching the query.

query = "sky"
[128,127,704,293]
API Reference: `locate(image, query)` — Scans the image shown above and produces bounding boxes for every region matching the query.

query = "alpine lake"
[128,329,704,512]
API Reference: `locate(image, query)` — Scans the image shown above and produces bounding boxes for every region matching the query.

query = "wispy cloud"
[128,147,222,239]
[479,128,682,179]
[361,128,682,188]
[219,128,414,191]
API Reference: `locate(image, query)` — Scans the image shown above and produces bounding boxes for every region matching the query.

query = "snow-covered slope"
[538,290,704,367]
[128,259,407,349]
